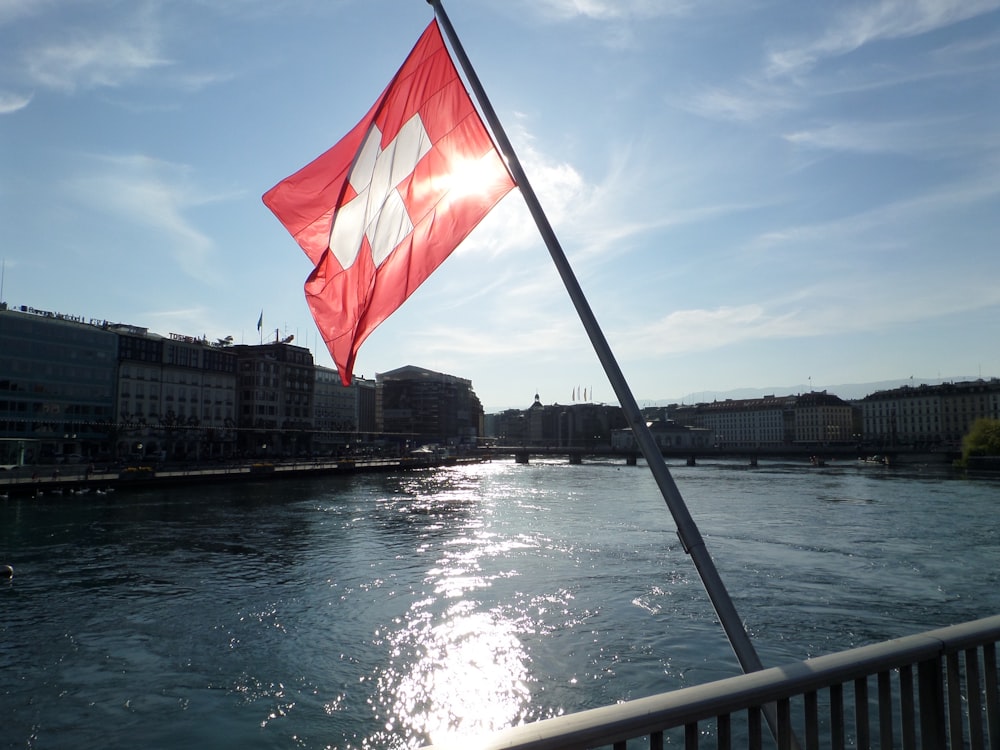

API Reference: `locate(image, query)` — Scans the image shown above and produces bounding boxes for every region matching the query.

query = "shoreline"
[0,455,489,499]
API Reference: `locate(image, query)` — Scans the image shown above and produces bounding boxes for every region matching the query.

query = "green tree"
[960,418,1000,466]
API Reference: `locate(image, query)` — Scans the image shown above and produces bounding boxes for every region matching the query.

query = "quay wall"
[0,456,485,499]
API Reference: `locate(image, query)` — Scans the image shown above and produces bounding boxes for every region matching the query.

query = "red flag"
[263,21,515,385]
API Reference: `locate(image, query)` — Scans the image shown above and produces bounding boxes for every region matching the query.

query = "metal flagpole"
[428,4,793,743]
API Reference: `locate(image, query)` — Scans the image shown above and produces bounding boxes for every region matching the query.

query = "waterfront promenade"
[0,455,485,499]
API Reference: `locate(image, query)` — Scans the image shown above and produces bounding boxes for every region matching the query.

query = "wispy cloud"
[750,167,1000,256]
[683,1,1000,125]
[615,271,1000,359]
[0,90,31,113]
[411,315,587,359]
[766,0,1000,78]
[685,83,797,123]
[530,0,693,21]
[783,115,975,157]
[142,305,217,336]
[0,0,53,25]
[25,28,169,92]
[64,154,233,283]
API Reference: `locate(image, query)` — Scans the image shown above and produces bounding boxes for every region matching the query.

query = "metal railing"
[425,614,1000,749]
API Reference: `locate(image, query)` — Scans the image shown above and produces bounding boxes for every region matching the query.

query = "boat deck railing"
[425,614,1000,749]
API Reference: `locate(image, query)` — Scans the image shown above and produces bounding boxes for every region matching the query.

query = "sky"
[1,0,998,412]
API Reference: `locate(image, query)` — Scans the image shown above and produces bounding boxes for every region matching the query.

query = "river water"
[2,457,998,748]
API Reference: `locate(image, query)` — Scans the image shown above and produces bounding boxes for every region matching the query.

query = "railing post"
[901,664,918,750]
[748,706,763,750]
[877,670,894,750]
[855,676,870,749]
[965,647,985,750]
[984,643,999,750]
[830,683,845,750]
[804,691,820,749]
[778,698,793,750]
[918,657,947,750]
[717,714,731,749]
[947,652,965,747]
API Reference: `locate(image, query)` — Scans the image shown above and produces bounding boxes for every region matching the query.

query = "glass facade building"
[0,306,118,461]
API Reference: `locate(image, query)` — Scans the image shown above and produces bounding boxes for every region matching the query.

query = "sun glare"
[431,154,504,200]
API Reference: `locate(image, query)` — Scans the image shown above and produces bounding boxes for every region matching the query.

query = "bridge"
[488,445,957,467]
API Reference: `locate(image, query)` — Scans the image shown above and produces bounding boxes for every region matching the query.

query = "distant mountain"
[659,376,984,405]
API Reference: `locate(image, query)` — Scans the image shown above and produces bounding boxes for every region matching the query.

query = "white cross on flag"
[263,21,515,385]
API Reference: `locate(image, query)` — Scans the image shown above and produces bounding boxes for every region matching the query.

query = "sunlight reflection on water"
[367,526,534,747]
[375,603,531,746]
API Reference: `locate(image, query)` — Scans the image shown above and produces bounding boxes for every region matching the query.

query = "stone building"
[115,327,238,460]
[232,342,314,457]
[861,379,1000,448]
[669,392,854,447]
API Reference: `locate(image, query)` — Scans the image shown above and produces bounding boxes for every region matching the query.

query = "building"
[486,394,626,448]
[487,408,529,445]
[793,390,855,445]
[0,304,118,462]
[116,327,238,460]
[233,342,315,457]
[610,420,714,451]
[671,396,794,448]
[1,304,491,465]
[312,368,377,455]
[669,392,854,447]
[861,379,1000,448]
[376,365,483,446]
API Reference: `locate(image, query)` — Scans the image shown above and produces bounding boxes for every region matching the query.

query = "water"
[2,458,998,748]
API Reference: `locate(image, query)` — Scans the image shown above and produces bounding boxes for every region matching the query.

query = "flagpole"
[428,0,781,713]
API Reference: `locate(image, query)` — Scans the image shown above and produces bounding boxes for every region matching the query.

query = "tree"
[960,418,1000,467]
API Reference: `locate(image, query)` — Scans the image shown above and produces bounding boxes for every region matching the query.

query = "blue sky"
[1,0,998,411]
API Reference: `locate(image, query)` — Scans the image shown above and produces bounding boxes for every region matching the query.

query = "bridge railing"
[425,614,1000,749]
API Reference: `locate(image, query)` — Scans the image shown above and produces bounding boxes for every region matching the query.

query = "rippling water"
[2,458,998,748]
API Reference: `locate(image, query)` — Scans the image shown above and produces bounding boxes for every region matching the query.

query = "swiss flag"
[263,20,515,385]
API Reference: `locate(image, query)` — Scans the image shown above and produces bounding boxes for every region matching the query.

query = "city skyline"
[3,301,990,414]
[2,1,998,411]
